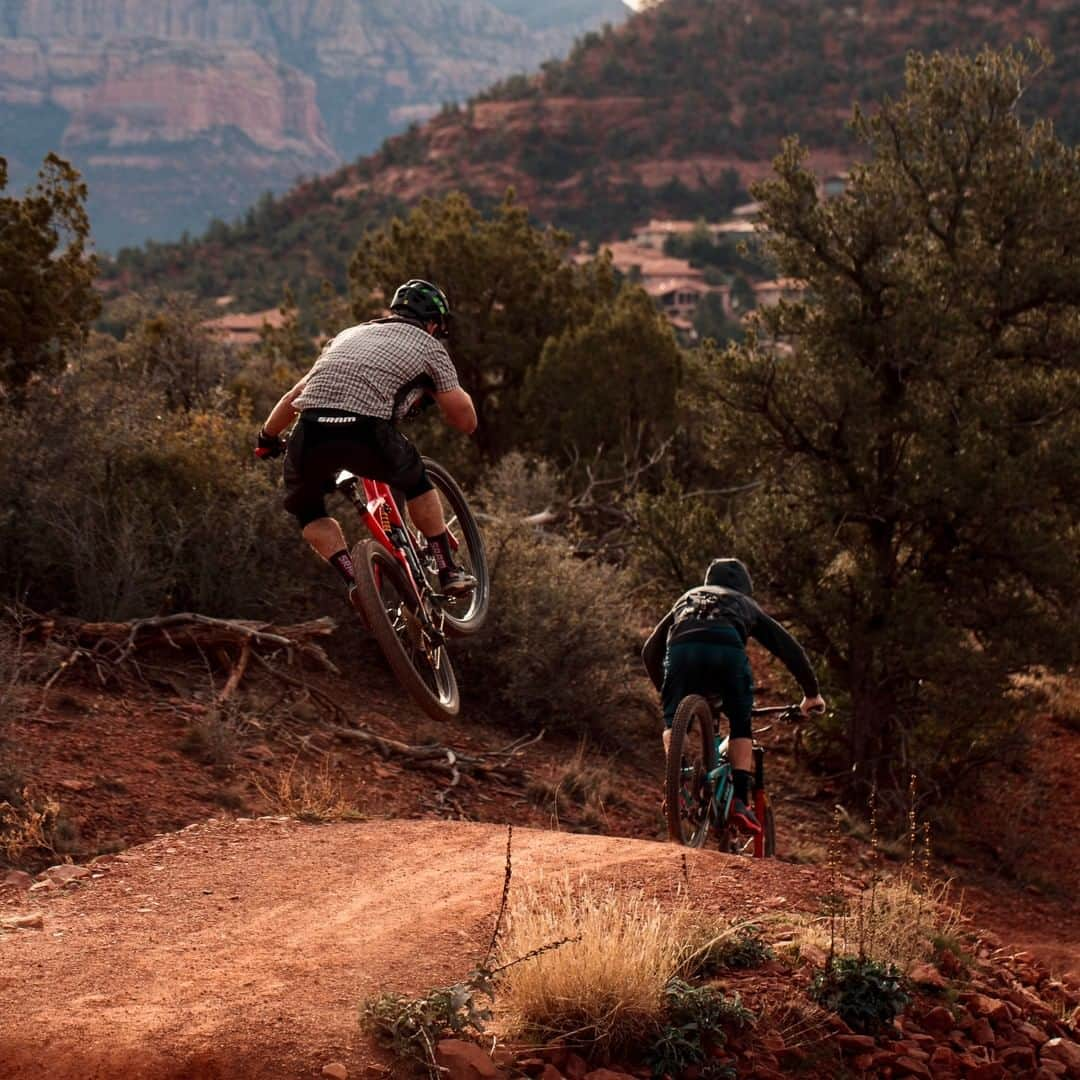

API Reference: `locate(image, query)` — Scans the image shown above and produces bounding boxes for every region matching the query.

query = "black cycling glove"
[254,428,286,459]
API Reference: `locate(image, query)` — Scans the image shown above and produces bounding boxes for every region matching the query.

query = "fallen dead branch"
[329,723,543,784]
[25,611,339,704]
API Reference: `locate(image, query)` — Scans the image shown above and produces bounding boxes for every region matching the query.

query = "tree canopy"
[348,190,680,466]
[703,44,1080,798]
[0,154,99,395]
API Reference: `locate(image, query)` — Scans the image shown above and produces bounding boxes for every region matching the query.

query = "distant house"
[631,217,755,249]
[601,241,705,284]
[752,278,806,307]
[645,278,708,320]
[631,219,701,249]
[201,307,286,348]
[645,277,733,321]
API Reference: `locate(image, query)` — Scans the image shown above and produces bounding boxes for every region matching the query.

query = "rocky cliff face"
[0,0,628,247]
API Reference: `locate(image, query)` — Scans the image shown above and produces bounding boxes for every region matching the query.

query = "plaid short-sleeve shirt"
[294,319,460,421]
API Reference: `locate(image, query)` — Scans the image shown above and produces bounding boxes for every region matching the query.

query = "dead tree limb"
[328,724,543,783]
[29,612,339,700]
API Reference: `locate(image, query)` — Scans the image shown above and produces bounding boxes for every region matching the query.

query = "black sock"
[427,531,453,571]
[328,549,355,585]
[733,769,753,803]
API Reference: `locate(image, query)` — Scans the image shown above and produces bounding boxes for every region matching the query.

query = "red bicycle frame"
[338,471,460,607]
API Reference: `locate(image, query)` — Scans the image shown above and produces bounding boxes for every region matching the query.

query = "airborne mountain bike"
[665,698,804,857]
[336,457,489,722]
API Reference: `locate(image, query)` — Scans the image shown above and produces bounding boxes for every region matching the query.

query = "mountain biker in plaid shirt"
[642,558,826,834]
[255,280,478,603]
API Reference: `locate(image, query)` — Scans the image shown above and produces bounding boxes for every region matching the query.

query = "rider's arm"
[641,610,675,692]
[749,608,820,698]
[435,387,477,434]
[261,374,309,438]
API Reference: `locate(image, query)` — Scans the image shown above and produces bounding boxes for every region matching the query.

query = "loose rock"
[1042,1037,1080,1075]
[41,864,91,886]
[1,912,44,931]
[435,1040,501,1080]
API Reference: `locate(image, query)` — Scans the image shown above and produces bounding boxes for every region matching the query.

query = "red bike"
[335,457,489,721]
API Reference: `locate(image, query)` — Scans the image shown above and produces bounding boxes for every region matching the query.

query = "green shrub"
[647,978,751,1080]
[456,510,650,743]
[361,976,493,1078]
[809,957,910,1034]
[0,340,319,620]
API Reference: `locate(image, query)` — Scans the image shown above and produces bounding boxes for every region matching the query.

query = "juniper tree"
[0,154,99,395]
[348,190,679,465]
[705,45,1080,798]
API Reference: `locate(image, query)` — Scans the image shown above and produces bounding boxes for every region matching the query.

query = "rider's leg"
[283,420,358,590]
[302,517,355,583]
[723,652,759,830]
[405,486,474,594]
[659,643,688,757]
[405,488,447,537]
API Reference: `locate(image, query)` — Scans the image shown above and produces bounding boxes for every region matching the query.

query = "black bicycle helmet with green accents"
[389,279,451,335]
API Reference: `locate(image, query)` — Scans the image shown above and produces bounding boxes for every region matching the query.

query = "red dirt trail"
[0,819,825,1080]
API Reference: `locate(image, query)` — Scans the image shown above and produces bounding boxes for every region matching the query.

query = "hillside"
[0,0,628,249]
[2,616,1079,1077]
[103,0,1080,309]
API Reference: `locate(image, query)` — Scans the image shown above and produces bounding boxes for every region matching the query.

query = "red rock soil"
[1,633,1078,1078]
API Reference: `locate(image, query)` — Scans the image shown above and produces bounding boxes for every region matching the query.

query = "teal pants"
[661,629,754,739]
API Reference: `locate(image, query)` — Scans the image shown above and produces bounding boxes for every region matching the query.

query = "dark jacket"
[641,558,820,696]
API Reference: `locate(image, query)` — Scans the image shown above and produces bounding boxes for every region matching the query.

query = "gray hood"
[704,558,753,595]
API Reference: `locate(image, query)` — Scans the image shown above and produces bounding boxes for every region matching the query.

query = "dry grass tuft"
[796,874,961,974]
[253,755,360,822]
[495,876,722,1053]
[0,787,62,866]
[527,740,625,826]
[1011,667,1080,730]
[797,784,963,974]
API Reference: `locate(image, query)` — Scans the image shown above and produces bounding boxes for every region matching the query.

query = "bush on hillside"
[0,332,318,620]
[456,457,651,743]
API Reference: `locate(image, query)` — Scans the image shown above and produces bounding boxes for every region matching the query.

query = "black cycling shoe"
[438,566,477,596]
[729,797,762,834]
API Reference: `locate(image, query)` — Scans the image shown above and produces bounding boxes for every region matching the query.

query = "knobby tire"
[350,539,460,722]
[665,695,717,848]
[421,457,489,636]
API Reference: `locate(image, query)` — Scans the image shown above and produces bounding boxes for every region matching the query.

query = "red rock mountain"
[107,0,1078,309]
[0,0,628,247]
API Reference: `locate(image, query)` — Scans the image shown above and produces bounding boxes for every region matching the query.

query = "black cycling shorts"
[283,409,433,527]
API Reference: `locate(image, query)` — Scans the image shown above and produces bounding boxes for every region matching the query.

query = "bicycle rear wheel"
[419,458,489,636]
[350,539,460,721]
[665,695,718,847]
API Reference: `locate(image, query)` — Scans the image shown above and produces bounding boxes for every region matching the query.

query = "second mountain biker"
[254,279,478,606]
[642,557,825,834]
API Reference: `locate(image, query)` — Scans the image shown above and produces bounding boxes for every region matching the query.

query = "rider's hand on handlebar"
[254,427,286,459]
[800,694,826,717]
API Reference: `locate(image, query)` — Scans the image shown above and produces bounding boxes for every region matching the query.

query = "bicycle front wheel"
[420,457,489,636]
[350,539,460,721]
[665,695,717,847]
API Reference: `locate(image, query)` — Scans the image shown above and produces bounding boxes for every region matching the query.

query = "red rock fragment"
[434,1040,502,1080]
[1000,1045,1036,1071]
[964,1064,1005,1080]
[894,1056,932,1079]
[837,1035,877,1054]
